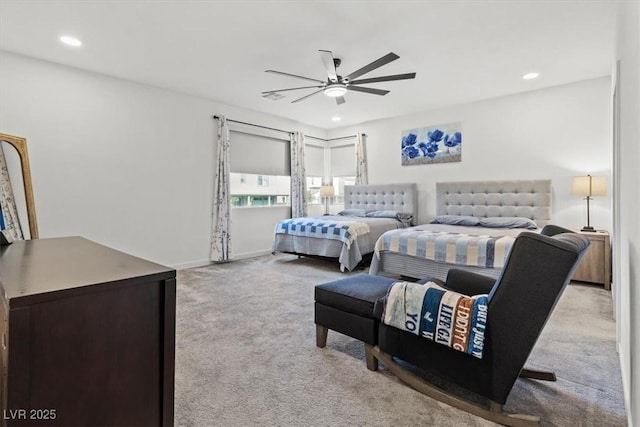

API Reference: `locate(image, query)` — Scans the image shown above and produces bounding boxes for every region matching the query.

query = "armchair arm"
[540,224,575,236]
[444,268,496,296]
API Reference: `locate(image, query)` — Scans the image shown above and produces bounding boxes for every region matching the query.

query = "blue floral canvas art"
[401,122,462,165]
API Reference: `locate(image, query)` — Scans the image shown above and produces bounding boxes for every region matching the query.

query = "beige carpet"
[174,254,627,426]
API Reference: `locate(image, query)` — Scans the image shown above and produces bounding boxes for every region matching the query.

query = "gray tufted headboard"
[344,184,418,225]
[436,180,552,227]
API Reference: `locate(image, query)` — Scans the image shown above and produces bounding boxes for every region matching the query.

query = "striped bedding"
[374,226,516,269]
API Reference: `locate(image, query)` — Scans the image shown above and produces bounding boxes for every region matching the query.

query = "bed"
[272,183,417,271]
[369,180,552,280]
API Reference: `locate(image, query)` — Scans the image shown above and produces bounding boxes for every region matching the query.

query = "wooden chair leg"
[365,344,378,371]
[519,368,557,381]
[489,401,503,412]
[316,324,328,348]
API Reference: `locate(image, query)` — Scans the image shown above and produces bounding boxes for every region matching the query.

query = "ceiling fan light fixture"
[265,50,415,104]
[324,84,347,98]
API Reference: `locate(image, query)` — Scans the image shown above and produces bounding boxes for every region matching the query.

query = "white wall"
[0,51,325,268]
[614,2,639,425]
[330,77,613,230]
[231,206,290,259]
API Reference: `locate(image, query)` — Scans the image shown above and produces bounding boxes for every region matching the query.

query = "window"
[301,176,354,205]
[330,145,356,177]
[228,129,290,208]
[306,176,323,205]
[230,173,290,207]
[333,176,356,204]
[305,145,324,177]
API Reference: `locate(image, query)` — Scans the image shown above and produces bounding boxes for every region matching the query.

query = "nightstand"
[571,230,611,290]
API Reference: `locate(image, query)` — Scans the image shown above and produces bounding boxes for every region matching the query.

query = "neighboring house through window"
[230,173,289,207]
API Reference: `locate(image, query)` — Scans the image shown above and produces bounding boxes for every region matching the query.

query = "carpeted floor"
[174,254,627,426]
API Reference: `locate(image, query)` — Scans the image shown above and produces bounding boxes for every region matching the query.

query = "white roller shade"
[230,131,291,175]
[330,144,356,177]
[305,145,324,176]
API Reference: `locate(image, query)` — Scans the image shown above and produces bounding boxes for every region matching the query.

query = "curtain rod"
[330,134,364,141]
[305,134,365,142]
[212,116,364,141]
[305,135,327,141]
[213,116,293,135]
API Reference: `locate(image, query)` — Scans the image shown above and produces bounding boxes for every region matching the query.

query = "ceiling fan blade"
[265,70,326,84]
[350,73,416,85]
[348,86,390,96]
[291,88,325,103]
[262,85,324,94]
[335,96,345,105]
[344,52,400,81]
[319,50,338,82]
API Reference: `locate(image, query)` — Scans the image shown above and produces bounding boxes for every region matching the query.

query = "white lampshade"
[572,175,607,197]
[320,185,335,198]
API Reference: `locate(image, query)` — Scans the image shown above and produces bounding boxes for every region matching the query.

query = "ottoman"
[314,273,397,371]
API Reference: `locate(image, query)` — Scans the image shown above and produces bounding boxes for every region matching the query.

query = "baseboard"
[232,249,273,260]
[171,251,272,270]
[171,259,212,271]
[618,343,634,427]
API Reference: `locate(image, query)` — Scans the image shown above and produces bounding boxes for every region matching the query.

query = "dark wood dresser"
[0,237,176,426]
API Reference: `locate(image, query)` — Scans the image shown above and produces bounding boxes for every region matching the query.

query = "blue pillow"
[430,215,480,226]
[365,210,400,219]
[337,209,367,217]
[479,217,538,229]
[365,210,413,226]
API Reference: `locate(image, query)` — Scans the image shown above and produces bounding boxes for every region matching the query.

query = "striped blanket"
[383,281,489,358]
[374,228,515,269]
[274,218,370,249]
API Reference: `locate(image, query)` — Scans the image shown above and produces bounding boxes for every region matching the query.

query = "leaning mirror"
[0,133,38,240]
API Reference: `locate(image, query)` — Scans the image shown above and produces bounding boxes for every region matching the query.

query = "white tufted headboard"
[344,184,418,225]
[436,180,552,227]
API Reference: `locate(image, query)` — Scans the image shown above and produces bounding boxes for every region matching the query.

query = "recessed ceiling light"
[522,72,539,80]
[60,36,82,47]
[331,116,341,122]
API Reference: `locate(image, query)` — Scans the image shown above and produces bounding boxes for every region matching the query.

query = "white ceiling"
[0,1,615,130]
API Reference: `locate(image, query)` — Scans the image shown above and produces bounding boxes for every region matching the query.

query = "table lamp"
[571,175,607,231]
[320,185,335,215]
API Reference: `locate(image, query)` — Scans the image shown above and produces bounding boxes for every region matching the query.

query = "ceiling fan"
[262,50,416,105]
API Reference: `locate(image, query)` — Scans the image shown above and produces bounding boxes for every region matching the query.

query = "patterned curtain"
[290,131,307,218]
[355,132,368,185]
[211,116,231,262]
[0,144,24,240]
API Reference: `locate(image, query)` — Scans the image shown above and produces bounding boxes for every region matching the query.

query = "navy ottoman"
[314,273,397,371]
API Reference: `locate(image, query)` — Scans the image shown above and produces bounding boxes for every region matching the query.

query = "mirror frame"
[0,133,39,238]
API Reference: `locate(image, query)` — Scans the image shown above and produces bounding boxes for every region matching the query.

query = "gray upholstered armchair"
[371,225,590,426]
